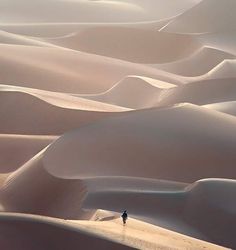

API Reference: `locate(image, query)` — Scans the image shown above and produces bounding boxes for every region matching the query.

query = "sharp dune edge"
[0,1,235,249]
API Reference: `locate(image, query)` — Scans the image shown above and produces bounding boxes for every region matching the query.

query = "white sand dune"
[199,31,236,56]
[0,149,234,247]
[83,76,176,109]
[0,90,129,135]
[158,78,236,106]
[0,45,182,93]
[0,134,56,173]
[82,179,236,248]
[0,30,61,48]
[202,60,236,80]
[0,213,135,250]
[154,47,236,77]
[162,0,236,34]
[44,104,236,182]
[0,19,173,38]
[204,101,236,117]
[0,213,226,250]
[42,27,201,64]
[0,0,235,249]
[0,0,200,24]
[70,210,227,250]
[0,151,88,219]
[0,84,129,111]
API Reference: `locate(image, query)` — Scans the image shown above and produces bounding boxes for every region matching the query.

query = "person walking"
[121,210,128,225]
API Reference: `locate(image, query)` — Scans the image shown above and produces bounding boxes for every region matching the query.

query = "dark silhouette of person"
[121,210,128,225]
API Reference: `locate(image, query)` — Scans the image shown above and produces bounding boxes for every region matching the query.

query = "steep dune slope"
[0,0,200,24]
[0,213,134,250]
[155,47,236,76]
[162,0,236,34]
[0,0,235,249]
[0,91,127,135]
[44,104,236,182]
[158,78,236,106]
[0,45,181,93]
[204,101,236,116]
[82,179,236,248]
[43,27,201,63]
[0,134,56,173]
[0,152,87,219]
[84,76,176,109]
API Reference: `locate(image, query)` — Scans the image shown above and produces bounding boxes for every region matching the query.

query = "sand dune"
[202,60,236,80]
[71,210,227,250]
[0,134,56,173]
[44,104,236,182]
[0,0,200,24]
[0,213,134,250]
[0,151,88,219]
[43,27,201,63]
[0,149,233,247]
[183,179,236,248]
[0,212,226,250]
[0,84,129,111]
[0,0,235,249]
[158,78,236,106]
[82,179,236,248]
[0,90,128,135]
[204,101,236,116]
[83,76,176,109]
[199,31,236,56]
[0,45,182,93]
[0,147,233,247]
[162,0,236,34]
[154,47,236,76]
[0,19,173,38]
[0,30,61,48]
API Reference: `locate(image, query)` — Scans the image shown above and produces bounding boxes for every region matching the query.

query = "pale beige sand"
[70,210,227,250]
[0,0,200,24]
[0,149,235,247]
[0,213,135,250]
[0,212,227,250]
[42,27,201,64]
[83,76,176,109]
[0,30,60,48]
[0,0,235,249]
[0,45,182,93]
[204,101,236,116]
[0,90,129,135]
[0,134,57,173]
[154,47,236,77]
[199,31,236,56]
[158,78,236,106]
[162,0,236,34]
[43,104,236,182]
[0,19,173,38]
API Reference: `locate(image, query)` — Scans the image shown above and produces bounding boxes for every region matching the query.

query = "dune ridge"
[0,0,235,249]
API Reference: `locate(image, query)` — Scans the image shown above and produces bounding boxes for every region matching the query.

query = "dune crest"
[0,0,235,249]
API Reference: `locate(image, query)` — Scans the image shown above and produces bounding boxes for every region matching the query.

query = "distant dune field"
[0,0,235,249]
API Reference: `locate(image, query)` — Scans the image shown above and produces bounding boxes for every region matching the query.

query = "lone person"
[121,210,128,225]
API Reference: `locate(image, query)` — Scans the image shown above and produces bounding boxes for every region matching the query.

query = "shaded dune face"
[44,27,201,63]
[183,180,236,248]
[0,134,56,173]
[0,0,236,249]
[155,47,236,77]
[0,154,88,219]
[44,105,236,182]
[0,215,134,250]
[162,0,236,34]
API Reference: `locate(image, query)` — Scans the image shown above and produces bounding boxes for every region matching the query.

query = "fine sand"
[0,0,235,249]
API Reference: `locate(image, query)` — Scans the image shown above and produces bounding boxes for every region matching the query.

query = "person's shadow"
[121,222,127,243]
